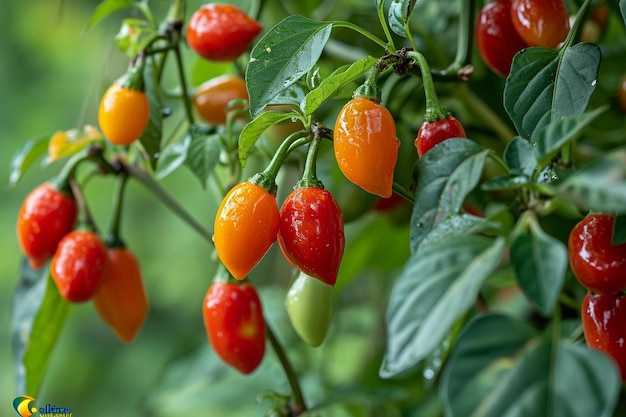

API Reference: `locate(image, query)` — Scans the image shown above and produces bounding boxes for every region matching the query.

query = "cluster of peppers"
[17,0,626,398]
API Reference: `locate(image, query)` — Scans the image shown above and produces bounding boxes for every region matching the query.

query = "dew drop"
[591,79,597,86]
[423,368,435,380]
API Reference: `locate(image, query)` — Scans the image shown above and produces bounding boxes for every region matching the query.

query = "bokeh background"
[1,1,415,415]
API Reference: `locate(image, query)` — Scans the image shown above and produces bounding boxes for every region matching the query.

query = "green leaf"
[621,0,626,26]
[301,56,377,115]
[504,137,537,177]
[246,15,332,117]
[137,59,163,169]
[12,262,70,396]
[613,215,626,245]
[511,216,567,316]
[388,0,418,38]
[239,110,300,166]
[410,139,489,252]
[114,18,158,58]
[441,314,620,417]
[87,0,135,29]
[184,130,222,187]
[380,236,505,378]
[552,342,620,417]
[440,314,537,417]
[534,107,605,167]
[481,175,530,191]
[421,214,496,246]
[557,148,626,214]
[504,43,601,141]
[155,135,191,180]
[9,136,50,187]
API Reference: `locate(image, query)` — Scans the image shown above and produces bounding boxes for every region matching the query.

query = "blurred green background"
[1,1,416,415]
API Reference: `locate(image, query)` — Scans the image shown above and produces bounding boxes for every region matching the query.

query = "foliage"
[6,0,626,416]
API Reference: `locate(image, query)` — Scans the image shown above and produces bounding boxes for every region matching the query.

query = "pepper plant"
[7,0,626,415]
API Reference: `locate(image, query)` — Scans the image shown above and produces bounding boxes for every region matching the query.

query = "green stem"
[107,173,129,244]
[354,62,384,101]
[562,0,592,50]
[431,0,476,80]
[454,84,516,143]
[266,322,307,413]
[171,37,195,125]
[123,163,214,244]
[406,51,449,121]
[166,0,186,25]
[376,0,396,52]
[69,178,99,234]
[331,21,389,51]
[488,151,510,174]
[251,131,309,193]
[354,55,401,101]
[297,136,323,188]
[392,182,415,204]
[403,19,418,52]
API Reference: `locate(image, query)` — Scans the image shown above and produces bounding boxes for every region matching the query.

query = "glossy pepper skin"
[475,0,528,76]
[203,281,266,374]
[98,83,150,146]
[193,75,249,125]
[278,187,345,286]
[51,230,109,303]
[285,272,333,347]
[186,4,262,62]
[333,97,400,198]
[414,115,467,157]
[568,214,626,295]
[94,247,148,343]
[213,181,280,279]
[511,0,570,48]
[17,182,77,269]
[582,293,626,381]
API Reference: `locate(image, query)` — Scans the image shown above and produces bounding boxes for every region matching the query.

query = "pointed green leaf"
[410,139,489,252]
[557,148,626,214]
[440,314,537,417]
[621,0,626,25]
[511,217,567,316]
[301,56,377,115]
[534,107,605,167]
[155,134,191,180]
[239,110,300,165]
[481,175,530,191]
[421,214,496,246]
[184,131,222,188]
[138,59,163,169]
[9,136,50,187]
[246,16,332,117]
[380,236,505,378]
[12,261,70,396]
[504,43,601,141]
[480,342,618,417]
[504,136,537,177]
[441,314,620,417]
[388,0,418,38]
[553,342,620,417]
[87,0,135,29]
